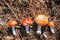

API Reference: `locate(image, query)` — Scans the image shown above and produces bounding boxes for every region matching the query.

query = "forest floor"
[0,0,60,40]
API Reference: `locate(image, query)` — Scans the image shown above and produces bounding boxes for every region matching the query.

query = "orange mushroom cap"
[8,20,18,26]
[21,18,32,26]
[48,21,54,27]
[35,14,48,26]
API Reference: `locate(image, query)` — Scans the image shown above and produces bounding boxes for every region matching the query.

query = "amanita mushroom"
[21,18,32,33]
[48,21,55,34]
[34,14,48,34]
[8,19,18,35]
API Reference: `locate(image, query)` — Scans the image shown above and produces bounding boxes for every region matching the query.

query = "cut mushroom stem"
[37,25,41,34]
[12,26,17,35]
[50,27,55,34]
[25,26,29,33]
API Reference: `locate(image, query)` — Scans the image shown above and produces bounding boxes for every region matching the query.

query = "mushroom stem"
[50,27,55,34]
[37,25,41,34]
[12,26,17,35]
[25,26,29,33]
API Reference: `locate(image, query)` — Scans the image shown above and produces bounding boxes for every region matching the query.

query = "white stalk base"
[12,27,17,35]
[26,26,29,33]
[50,27,55,34]
[37,25,41,34]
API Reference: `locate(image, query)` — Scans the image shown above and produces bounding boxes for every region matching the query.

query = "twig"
[3,0,20,22]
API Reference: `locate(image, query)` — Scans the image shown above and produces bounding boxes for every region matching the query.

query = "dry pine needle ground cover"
[0,0,60,40]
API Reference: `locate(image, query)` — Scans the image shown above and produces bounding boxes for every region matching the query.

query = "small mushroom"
[48,21,55,34]
[8,19,18,36]
[21,18,32,34]
[35,14,48,34]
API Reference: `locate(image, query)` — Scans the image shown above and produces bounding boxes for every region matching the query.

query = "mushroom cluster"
[34,14,55,34]
[7,14,55,36]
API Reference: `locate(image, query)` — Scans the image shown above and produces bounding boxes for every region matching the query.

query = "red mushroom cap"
[35,14,48,26]
[8,20,18,27]
[21,18,32,26]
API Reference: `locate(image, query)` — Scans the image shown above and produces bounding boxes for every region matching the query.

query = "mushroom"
[8,19,18,36]
[48,21,55,34]
[34,14,48,34]
[21,18,32,34]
